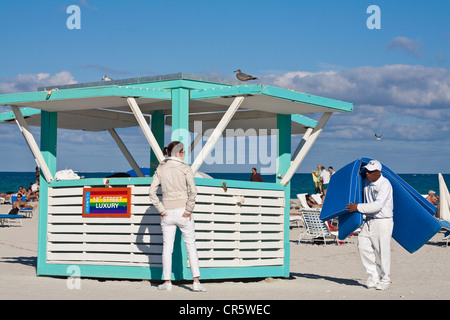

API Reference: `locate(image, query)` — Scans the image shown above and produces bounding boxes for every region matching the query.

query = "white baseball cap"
[364,160,382,171]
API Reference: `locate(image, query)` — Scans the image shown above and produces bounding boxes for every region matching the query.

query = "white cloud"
[264,65,450,108]
[262,65,450,142]
[79,0,98,10]
[0,71,77,94]
[386,36,423,57]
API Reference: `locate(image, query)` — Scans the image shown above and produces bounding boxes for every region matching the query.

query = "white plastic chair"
[440,220,450,247]
[0,214,24,227]
[311,193,322,205]
[290,202,302,228]
[298,210,338,245]
[443,233,450,248]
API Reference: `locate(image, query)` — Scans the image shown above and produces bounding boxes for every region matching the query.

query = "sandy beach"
[1,202,450,301]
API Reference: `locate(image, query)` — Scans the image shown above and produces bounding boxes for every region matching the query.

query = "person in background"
[426,190,440,219]
[149,141,206,292]
[10,194,37,214]
[328,166,335,176]
[18,186,27,198]
[305,193,320,208]
[311,165,323,194]
[250,167,263,182]
[0,192,13,203]
[345,160,394,291]
[320,165,331,196]
[32,177,39,193]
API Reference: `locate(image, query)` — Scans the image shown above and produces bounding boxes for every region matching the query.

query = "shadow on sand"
[291,272,363,287]
[1,256,37,268]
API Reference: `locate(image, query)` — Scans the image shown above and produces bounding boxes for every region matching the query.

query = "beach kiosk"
[0,73,353,281]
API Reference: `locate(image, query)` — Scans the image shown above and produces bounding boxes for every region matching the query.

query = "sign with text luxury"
[82,187,131,218]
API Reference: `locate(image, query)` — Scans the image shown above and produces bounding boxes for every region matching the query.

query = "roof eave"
[190,84,353,113]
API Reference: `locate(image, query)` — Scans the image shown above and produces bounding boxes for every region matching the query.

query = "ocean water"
[0,171,448,198]
[0,172,108,194]
[208,172,449,197]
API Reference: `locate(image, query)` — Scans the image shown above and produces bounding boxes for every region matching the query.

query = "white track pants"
[358,218,394,284]
[161,207,200,281]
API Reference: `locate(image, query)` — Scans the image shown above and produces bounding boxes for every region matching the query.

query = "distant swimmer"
[375,134,382,141]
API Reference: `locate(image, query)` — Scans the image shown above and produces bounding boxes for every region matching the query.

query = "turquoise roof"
[0,73,351,131]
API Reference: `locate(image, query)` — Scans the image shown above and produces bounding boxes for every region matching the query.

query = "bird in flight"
[102,75,113,81]
[234,69,257,81]
[375,134,382,141]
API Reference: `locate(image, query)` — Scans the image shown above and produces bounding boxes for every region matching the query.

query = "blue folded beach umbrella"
[360,157,437,216]
[320,159,363,240]
[321,157,442,253]
[360,158,441,253]
[320,159,362,221]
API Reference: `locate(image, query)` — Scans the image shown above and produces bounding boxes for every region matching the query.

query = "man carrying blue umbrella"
[346,160,394,291]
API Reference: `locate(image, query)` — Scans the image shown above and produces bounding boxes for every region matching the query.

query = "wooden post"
[280,112,332,186]
[276,113,291,277]
[37,110,57,275]
[11,105,54,182]
[171,88,190,162]
[291,127,313,160]
[276,114,291,184]
[150,110,165,175]
[127,97,165,163]
[108,128,144,177]
[170,87,191,279]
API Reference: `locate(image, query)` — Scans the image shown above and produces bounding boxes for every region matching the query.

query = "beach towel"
[8,207,19,215]
[55,169,80,180]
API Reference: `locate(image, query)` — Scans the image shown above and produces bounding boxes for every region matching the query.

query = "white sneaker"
[375,282,390,291]
[158,282,172,291]
[366,276,379,289]
[193,282,207,292]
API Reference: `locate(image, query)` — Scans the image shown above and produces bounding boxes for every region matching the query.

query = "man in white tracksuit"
[346,160,394,290]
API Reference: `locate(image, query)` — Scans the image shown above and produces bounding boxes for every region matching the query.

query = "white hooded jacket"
[149,157,197,215]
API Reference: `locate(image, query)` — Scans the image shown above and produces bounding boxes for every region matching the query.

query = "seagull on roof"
[234,69,257,81]
[46,88,59,99]
[375,134,382,141]
[102,75,112,81]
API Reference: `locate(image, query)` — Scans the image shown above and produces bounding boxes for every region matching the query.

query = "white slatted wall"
[46,184,285,268]
[193,186,285,268]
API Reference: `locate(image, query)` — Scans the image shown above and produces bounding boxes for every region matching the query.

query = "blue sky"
[0,0,449,173]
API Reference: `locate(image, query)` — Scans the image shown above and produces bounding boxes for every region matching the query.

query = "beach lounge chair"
[0,214,24,227]
[298,193,352,239]
[290,202,302,228]
[297,193,321,212]
[298,210,338,245]
[10,195,34,218]
[440,220,450,247]
[443,231,450,248]
[311,193,322,205]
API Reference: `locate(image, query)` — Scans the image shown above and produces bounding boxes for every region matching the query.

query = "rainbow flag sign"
[82,187,131,218]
